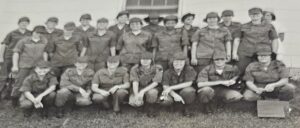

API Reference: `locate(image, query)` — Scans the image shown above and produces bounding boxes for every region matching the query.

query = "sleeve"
[116,34,124,51]
[235,25,243,39]
[224,29,233,42]
[232,24,242,39]
[13,39,25,53]
[197,66,210,82]
[59,69,74,88]
[243,64,255,81]
[129,65,139,82]
[152,65,163,83]
[19,76,32,92]
[92,71,101,84]
[191,30,200,43]
[109,32,117,48]
[162,70,171,86]
[269,24,279,40]
[233,65,241,77]
[184,66,197,82]
[181,29,190,46]
[151,34,159,48]
[2,32,11,45]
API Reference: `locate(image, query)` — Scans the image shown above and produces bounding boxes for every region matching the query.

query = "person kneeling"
[55,57,94,118]
[19,61,57,118]
[197,52,243,114]
[160,52,197,117]
[129,52,163,117]
[91,56,130,114]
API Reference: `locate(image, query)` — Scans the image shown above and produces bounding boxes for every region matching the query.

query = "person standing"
[142,12,165,35]
[74,13,96,37]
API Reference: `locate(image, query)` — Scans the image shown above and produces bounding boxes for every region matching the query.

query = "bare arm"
[110,46,116,56]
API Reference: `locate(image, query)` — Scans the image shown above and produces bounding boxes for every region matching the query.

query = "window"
[125,0,179,14]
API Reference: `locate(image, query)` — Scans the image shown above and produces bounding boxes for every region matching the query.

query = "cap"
[107,56,120,63]
[221,10,234,17]
[116,11,130,19]
[80,13,92,21]
[173,52,187,60]
[144,12,164,23]
[263,8,276,21]
[181,13,195,23]
[35,60,51,68]
[33,25,46,33]
[141,52,153,60]
[164,15,178,23]
[64,22,76,31]
[46,17,59,23]
[256,44,272,56]
[248,7,263,15]
[203,12,220,22]
[76,56,89,63]
[97,18,109,23]
[18,17,30,24]
[129,17,143,25]
[213,52,226,60]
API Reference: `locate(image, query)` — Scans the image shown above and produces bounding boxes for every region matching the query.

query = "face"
[130,22,142,31]
[165,20,177,29]
[46,22,57,29]
[214,58,226,67]
[249,13,263,21]
[107,62,120,70]
[173,60,185,70]
[207,17,219,26]
[149,18,159,25]
[140,59,152,66]
[35,67,50,76]
[97,22,108,30]
[258,55,271,63]
[64,29,74,37]
[80,19,90,26]
[184,16,194,25]
[222,16,233,22]
[264,12,273,22]
[18,21,29,29]
[118,15,129,24]
[75,62,88,70]
[32,32,41,38]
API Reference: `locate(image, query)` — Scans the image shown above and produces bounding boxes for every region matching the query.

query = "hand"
[137,91,145,101]
[79,88,87,96]
[162,88,172,97]
[264,84,275,92]
[34,100,43,109]
[101,90,110,97]
[35,95,43,103]
[226,54,231,61]
[191,58,198,66]
[222,80,236,87]
[232,53,239,61]
[173,94,185,104]
[11,66,19,72]
[109,86,120,94]
[255,88,265,94]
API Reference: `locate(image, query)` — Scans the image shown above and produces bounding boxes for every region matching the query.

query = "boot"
[23,108,33,117]
[146,104,157,118]
[182,105,194,117]
[203,102,214,114]
[56,107,65,118]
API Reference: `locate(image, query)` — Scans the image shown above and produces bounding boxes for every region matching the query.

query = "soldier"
[243,44,295,102]
[232,7,279,74]
[74,13,96,37]
[0,17,31,96]
[152,15,189,70]
[160,52,196,117]
[92,56,130,114]
[142,12,164,35]
[86,18,117,72]
[11,25,48,106]
[55,57,94,118]
[46,22,87,78]
[19,60,57,117]
[129,52,163,117]
[117,17,152,69]
[197,52,243,114]
[191,12,232,73]
[43,17,63,48]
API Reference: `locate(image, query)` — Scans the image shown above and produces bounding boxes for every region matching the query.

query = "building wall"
[0,0,299,67]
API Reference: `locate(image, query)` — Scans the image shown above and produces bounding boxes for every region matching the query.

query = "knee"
[197,87,214,103]
[92,94,107,103]
[19,100,33,109]
[180,87,196,104]
[56,88,71,97]
[76,97,92,106]
[279,83,296,101]
[243,90,260,101]
[160,96,173,106]
[145,89,159,103]
[115,89,128,98]
[224,90,243,103]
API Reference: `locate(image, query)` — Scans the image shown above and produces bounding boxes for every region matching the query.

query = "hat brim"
[181,14,195,22]
[144,17,164,23]
[203,17,221,23]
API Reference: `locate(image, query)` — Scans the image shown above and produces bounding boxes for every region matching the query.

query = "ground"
[0,81,299,128]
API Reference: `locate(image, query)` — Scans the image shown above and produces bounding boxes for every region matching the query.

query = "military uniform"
[142,12,164,35]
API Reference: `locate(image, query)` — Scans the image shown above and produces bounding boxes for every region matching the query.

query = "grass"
[0,81,299,128]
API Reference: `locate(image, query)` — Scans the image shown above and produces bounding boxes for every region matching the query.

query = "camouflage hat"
[116,11,130,19]
[76,56,89,63]
[221,10,234,17]
[35,60,51,68]
[164,15,178,23]
[46,17,59,23]
[129,17,143,25]
[203,12,220,22]
[97,18,109,23]
[80,13,92,21]
[141,52,153,60]
[248,7,263,15]
[18,16,30,24]
[33,25,46,33]
[181,13,195,23]
[173,52,187,61]
[256,44,272,56]
[64,22,76,31]
[107,56,120,63]
[213,52,226,60]
[144,12,163,23]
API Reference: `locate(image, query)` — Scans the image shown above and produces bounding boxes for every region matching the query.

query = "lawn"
[0,81,299,128]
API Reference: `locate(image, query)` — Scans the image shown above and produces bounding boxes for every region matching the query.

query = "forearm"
[43,52,48,61]
[132,81,139,95]
[12,53,19,68]
[80,47,87,56]
[118,82,130,89]
[92,84,108,94]
[232,38,240,55]
[197,81,224,88]
[140,82,158,93]
[24,92,36,103]
[191,42,197,59]
[226,41,231,56]
[246,81,259,91]
[38,85,56,97]
[110,47,116,56]
[270,78,288,88]
[152,48,157,60]
[65,84,81,92]
[183,46,188,56]
[169,81,193,91]
[272,39,279,53]
[169,90,179,98]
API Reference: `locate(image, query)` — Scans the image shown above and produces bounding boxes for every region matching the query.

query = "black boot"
[23,108,33,117]
[146,104,157,118]
[56,107,65,118]
[182,105,194,117]
[11,97,19,108]
[203,102,214,114]
[41,107,49,118]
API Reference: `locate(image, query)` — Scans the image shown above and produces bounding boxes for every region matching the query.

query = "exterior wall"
[0,0,299,67]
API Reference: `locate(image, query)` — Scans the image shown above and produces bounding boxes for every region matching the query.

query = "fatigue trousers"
[92,89,128,112]
[129,88,159,107]
[192,58,212,73]
[237,55,255,75]
[55,88,92,107]
[0,58,13,91]
[197,86,243,103]
[11,68,33,98]
[160,87,196,106]
[19,92,56,109]
[88,61,106,72]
